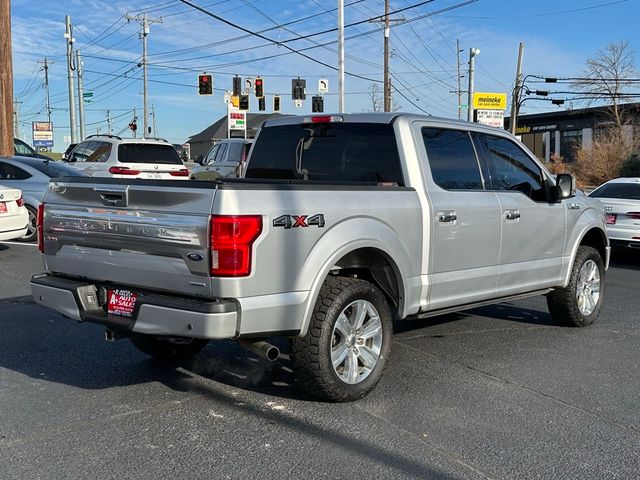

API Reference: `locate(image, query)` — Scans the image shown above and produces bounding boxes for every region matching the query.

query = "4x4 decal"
[273,214,325,229]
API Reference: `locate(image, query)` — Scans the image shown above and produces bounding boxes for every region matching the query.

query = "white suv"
[66,135,188,180]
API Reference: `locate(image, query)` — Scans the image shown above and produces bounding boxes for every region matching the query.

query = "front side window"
[14,139,36,157]
[480,134,546,201]
[204,145,218,165]
[214,143,228,163]
[246,123,404,185]
[422,127,483,190]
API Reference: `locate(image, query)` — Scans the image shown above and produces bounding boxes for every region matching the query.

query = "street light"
[467,48,480,122]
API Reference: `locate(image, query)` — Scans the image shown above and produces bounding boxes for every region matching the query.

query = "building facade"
[507,102,640,163]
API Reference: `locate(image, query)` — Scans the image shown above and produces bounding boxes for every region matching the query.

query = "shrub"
[619,152,640,177]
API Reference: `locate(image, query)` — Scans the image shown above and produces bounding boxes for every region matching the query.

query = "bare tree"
[572,41,638,129]
[368,83,383,112]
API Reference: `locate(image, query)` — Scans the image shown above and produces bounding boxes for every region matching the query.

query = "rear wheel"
[289,276,392,402]
[547,245,604,327]
[18,205,37,242]
[130,335,209,360]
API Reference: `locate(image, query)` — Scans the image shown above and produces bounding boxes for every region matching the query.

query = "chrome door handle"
[438,211,457,223]
[504,210,521,220]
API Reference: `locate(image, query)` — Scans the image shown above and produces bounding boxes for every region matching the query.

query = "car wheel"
[547,245,605,327]
[289,276,392,402]
[130,335,209,360]
[18,205,37,242]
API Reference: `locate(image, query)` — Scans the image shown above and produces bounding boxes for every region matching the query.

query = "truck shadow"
[609,247,640,271]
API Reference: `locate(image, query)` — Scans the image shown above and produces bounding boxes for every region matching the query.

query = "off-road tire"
[547,245,605,327]
[130,335,209,360]
[289,276,393,402]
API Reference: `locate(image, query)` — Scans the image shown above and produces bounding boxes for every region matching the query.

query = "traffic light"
[312,96,324,113]
[292,78,306,100]
[258,97,265,111]
[255,77,264,98]
[239,94,249,111]
[232,75,242,96]
[273,95,280,112]
[198,74,213,95]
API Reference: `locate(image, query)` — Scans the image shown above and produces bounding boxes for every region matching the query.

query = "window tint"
[117,144,183,164]
[246,123,404,185]
[17,159,86,178]
[480,134,546,201]
[590,182,640,200]
[227,142,245,163]
[0,162,32,180]
[422,128,483,190]
[214,143,228,163]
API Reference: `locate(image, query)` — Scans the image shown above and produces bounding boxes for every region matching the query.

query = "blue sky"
[10,0,639,150]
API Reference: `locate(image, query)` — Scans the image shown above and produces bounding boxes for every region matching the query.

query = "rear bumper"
[31,274,238,339]
[0,226,28,241]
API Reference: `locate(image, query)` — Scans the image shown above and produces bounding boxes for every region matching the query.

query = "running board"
[410,289,552,320]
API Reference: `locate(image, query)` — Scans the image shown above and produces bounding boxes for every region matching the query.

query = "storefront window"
[560,130,581,163]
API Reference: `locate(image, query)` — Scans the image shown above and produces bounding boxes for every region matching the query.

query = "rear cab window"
[117,144,183,164]
[245,122,404,185]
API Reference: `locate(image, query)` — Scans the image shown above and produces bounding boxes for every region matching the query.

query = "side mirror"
[555,173,576,202]
[195,155,204,165]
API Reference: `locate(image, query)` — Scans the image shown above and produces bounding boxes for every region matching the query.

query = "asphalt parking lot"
[1,242,638,479]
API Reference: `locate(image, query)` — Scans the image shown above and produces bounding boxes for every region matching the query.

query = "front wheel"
[547,245,605,327]
[289,276,392,402]
[130,335,209,360]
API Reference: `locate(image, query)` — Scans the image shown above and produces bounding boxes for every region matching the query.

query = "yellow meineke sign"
[473,92,507,110]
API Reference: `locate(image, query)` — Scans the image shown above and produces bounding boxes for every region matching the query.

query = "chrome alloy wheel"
[25,208,36,237]
[331,299,383,385]
[576,259,601,316]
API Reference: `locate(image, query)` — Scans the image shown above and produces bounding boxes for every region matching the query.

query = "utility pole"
[467,48,480,122]
[132,107,137,138]
[509,42,525,134]
[338,0,345,113]
[13,101,20,139]
[151,104,157,137]
[106,110,112,134]
[64,15,77,143]
[370,2,404,112]
[76,50,86,140]
[126,13,162,138]
[456,39,462,119]
[0,0,14,156]
[37,57,53,124]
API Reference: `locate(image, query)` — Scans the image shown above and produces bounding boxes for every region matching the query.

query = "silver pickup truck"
[32,113,610,402]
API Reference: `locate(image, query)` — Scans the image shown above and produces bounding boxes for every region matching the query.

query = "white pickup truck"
[32,113,609,401]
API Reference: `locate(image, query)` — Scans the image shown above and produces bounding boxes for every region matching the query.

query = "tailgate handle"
[94,187,129,207]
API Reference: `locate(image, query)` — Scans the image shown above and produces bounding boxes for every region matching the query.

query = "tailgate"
[41,178,218,298]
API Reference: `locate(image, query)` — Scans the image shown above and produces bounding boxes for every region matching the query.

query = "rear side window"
[246,123,404,185]
[227,142,245,163]
[422,128,483,190]
[0,162,32,180]
[14,139,36,157]
[86,141,111,163]
[590,182,640,200]
[480,134,546,201]
[117,144,183,164]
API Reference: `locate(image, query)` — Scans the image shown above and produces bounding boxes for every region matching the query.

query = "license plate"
[606,213,617,225]
[0,202,6,213]
[145,173,162,179]
[107,289,138,317]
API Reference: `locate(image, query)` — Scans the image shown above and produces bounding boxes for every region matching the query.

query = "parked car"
[67,134,189,179]
[589,177,640,249]
[32,113,609,402]
[172,143,189,163]
[0,184,28,242]
[191,138,252,180]
[14,138,50,160]
[61,143,78,161]
[0,156,87,241]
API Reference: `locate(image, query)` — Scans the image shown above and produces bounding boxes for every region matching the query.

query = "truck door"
[475,133,566,295]
[418,125,501,310]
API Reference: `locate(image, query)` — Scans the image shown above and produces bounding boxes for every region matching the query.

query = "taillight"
[210,215,262,277]
[16,195,24,207]
[37,203,45,253]
[305,115,343,123]
[109,166,141,175]
[169,168,189,177]
[626,212,640,219]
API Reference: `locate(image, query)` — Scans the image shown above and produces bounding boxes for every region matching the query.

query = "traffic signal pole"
[0,0,12,157]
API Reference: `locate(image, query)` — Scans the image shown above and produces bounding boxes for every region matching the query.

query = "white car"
[0,185,28,241]
[65,135,189,180]
[589,177,640,249]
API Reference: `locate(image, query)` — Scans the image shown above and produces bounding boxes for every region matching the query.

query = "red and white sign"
[107,289,138,317]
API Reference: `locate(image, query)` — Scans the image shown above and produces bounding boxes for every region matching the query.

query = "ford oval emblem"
[187,252,204,262]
